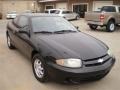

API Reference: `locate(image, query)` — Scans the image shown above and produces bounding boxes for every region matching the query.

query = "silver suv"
[45,9,79,20]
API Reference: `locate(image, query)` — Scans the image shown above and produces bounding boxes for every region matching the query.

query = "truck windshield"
[101,6,116,12]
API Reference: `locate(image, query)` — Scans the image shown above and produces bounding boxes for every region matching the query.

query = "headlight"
[107,49,113,57]
[56,58,82,68]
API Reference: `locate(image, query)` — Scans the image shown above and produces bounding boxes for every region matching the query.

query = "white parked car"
[45,9,80,20]
[6,11,17,19]
[44,9,58,14]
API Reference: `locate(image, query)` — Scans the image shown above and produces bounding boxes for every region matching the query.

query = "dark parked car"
[6,14,115,83]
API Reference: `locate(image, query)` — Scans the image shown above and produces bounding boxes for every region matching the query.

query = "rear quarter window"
[101,6,116,12]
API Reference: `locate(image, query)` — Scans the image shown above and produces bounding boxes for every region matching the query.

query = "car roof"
[19,13,60,18]
[45,9,71,11]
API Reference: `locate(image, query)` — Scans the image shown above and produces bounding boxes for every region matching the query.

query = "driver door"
[14,16,32,59]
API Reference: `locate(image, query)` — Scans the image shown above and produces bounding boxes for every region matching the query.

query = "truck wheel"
[32,54,49,83]
[106,21,116,32]
[89,25,98,30]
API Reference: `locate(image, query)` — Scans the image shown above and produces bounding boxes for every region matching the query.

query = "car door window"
[62,11,68,14]
[50,10,57,13]
[13,16,19,27]
[17,16,28,28]
[101,6,116,12]
[62,11,72,14]
[17,16,30,40]
[54,10,60,14]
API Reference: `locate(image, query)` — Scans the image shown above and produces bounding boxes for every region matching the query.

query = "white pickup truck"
[85,5,120,32]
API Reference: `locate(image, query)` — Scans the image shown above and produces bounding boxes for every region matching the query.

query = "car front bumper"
[46,57,115,82]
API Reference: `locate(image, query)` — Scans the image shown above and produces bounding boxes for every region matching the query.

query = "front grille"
[83,55,111,67]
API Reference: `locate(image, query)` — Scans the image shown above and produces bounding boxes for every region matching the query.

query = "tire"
[106,20,116,32]
[89,24,98,30]
[76,16,80,20]
[32,54,49,83]
[7,34,16,49]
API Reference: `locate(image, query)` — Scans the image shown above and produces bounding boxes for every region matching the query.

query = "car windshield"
[31,16,78,33]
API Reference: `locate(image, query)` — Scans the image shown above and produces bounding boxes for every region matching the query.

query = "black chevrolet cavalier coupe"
[6,13,115,83]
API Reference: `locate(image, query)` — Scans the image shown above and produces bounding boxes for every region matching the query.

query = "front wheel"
[89,24,98,30]
[32,54,49,83]
[106,21,116,32]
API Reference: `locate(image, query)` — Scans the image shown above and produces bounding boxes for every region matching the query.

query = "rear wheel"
[89,24,98,30]
[32,54,49,83]
[7,34,15,49]
[106,20,116,32]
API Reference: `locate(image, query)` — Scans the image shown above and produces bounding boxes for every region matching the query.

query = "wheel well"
[31,50,38,59]
[108,18,115,23]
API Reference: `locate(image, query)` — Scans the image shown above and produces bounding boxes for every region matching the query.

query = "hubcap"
[34,59,44,78]
[110,23,115,31]
[7,36,11,46]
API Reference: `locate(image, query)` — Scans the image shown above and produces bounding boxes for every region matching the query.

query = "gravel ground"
[0,19,120,90]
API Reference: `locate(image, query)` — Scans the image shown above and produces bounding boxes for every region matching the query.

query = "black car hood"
[36,32,108,60]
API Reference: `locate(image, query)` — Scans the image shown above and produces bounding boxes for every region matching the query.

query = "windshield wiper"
[34,30,77,34]
[34,31,53,34]
[54,30,77,34]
